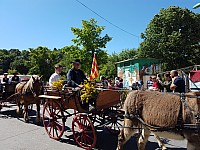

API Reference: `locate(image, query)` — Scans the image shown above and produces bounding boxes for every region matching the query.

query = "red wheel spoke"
[55,109,61,116]
[52,127,55,137]
[49,126,53,134]
[55,121,63,128]
[85,136,92,145]
[82,135,87,145]
[45,107,51,116]
[85,130,93,134]
[55,124,62,133]
[54,114,62,119]
[43,114,50,119]
[76,134,81,141]
[55,128,59,137]
[85,133,94,141]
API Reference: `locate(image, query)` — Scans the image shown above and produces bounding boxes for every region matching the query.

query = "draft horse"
[117,90,200,150]
[15,75,43,123]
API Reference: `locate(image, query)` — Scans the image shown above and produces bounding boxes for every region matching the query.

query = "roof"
[115,57,161,64]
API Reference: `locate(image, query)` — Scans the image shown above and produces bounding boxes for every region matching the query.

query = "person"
[150,75,159,90]
[138,80,144,90]
[100,76,108,89]
[156,74,164,92]
[49,64,63,86]
[118,78,123,88]
[107,79,113,89]
[131,81,139,90]
[66,59,87,88]
[157,72,172,92]
[170,70,185,93]
[1,73,9,84]
[146,76,153,89]
[114,77,120,88]
[9,72,21,83]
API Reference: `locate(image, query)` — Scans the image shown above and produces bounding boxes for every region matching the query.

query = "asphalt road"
[0,103,187,150]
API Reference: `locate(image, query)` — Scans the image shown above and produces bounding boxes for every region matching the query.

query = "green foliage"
[8,69,18,74]
[27,46,63,81]
[70,18,111,74]
[118,48,138,61]
[139,6,200,70]
[0,18,139,82]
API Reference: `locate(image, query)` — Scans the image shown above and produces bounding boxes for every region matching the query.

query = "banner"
[89,54,98,81]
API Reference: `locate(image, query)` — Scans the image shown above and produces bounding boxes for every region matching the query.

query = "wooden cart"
[39,88,124,149]
[0,82,18,110]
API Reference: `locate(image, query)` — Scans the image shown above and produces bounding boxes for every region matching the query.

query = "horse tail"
[5,93,21,102]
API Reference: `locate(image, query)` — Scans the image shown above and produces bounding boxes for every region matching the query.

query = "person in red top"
[151,76,159,90]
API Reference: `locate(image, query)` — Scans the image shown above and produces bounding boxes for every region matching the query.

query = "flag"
[89,53,98,81]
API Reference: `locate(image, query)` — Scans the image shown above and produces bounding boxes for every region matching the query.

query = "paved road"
[0,103,187,150]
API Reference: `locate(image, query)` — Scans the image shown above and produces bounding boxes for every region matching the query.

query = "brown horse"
[117,90,200,150]
[15,75,43,123]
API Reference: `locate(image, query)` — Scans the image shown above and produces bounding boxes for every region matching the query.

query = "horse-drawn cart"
[39,88,125,149]
[0,82,18,110]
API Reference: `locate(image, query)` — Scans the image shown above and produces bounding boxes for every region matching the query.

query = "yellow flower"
[52,80,63,91]
[80,81,98,103]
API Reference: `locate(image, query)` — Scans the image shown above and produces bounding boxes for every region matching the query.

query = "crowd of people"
[0,72,22,93]
[48,59,185,94]
[146,70,185,93]
[48,59,125,90]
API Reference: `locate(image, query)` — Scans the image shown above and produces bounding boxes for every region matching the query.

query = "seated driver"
[65,59,95,111]
[66,59,87,88]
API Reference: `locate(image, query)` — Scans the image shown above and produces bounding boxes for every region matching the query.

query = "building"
[115,57,162,88]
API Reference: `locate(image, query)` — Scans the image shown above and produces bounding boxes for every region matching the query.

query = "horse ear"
[32,75,35,82]
[39,75,43,80]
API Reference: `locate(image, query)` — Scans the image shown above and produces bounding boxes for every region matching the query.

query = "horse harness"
[127,91,200,133]
[18,81,42,97]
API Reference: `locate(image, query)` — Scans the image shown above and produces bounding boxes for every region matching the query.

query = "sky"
[0,0,199,54]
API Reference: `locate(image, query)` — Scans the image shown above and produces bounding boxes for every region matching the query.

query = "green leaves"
[139,6,200,70]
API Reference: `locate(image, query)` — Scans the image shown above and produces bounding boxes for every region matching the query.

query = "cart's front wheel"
[72,114,96,150]
[42,100,65,140]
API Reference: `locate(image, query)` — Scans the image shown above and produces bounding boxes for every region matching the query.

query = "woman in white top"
[49,64,63,86]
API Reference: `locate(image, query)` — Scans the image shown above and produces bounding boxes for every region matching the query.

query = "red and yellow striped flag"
[89,53,98,81]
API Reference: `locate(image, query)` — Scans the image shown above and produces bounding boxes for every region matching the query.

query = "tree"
[118,48,138,61]
[10,50,30,74]
[139,6,200,70]
[99,52,119,79]
[70,18,112,74]
[27,47,54,81]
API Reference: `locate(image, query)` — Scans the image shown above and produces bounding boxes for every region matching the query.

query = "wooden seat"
[39,95,61,100]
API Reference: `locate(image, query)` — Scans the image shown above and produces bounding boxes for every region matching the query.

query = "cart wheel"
[72,114,96,150]
[42,100,65,140]
[106,110,124,135]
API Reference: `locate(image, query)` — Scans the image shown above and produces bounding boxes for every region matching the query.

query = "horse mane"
[24,75,39,93]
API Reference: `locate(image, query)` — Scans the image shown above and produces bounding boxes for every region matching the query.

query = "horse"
[15,75,43,123]
[117,90,200,150]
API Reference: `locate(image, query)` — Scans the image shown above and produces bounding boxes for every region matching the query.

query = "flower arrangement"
[51,80,64,91]
[80,81,98,103]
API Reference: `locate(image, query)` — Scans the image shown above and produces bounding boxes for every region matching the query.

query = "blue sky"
[0,0,199,54]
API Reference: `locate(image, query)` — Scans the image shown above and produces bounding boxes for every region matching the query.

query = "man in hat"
[1,73,10,84]
[9,72,21,83]
[66,59,87,88]
[49,64,63,86]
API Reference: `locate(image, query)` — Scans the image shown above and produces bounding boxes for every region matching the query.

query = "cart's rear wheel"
[106,109,124,135]
[42,100,65,140]
[72,114,96,150]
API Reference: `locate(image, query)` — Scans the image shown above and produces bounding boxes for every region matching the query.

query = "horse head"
[28,75,43,97]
